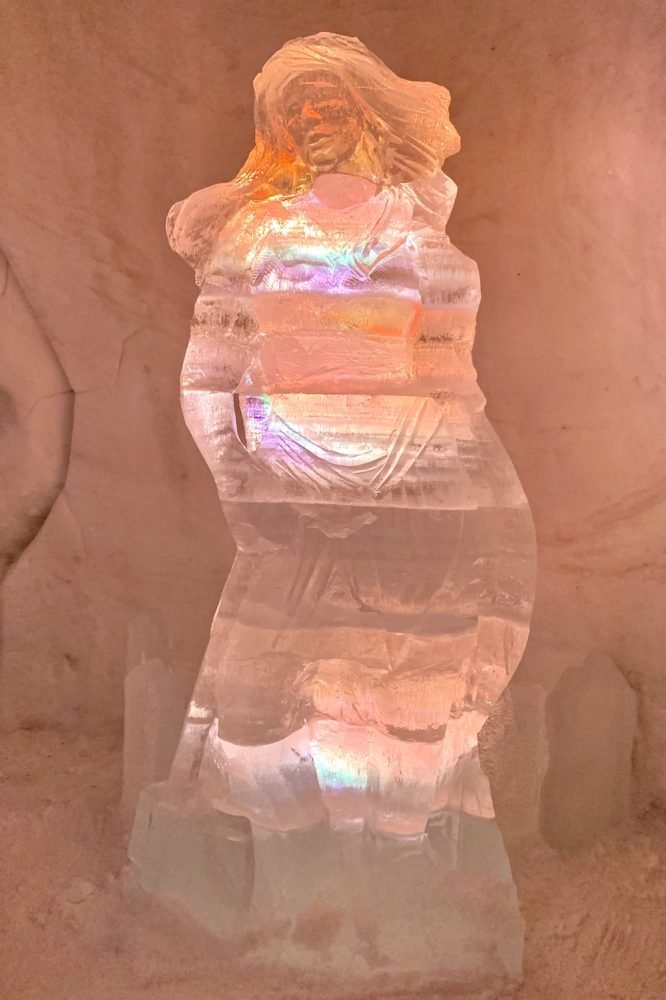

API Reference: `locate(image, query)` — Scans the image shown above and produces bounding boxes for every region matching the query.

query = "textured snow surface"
[2,729,664,999]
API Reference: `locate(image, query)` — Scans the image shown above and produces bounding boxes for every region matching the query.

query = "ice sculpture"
[130,33,536,983]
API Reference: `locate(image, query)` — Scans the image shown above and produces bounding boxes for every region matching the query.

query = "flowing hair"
[168,33,460,278]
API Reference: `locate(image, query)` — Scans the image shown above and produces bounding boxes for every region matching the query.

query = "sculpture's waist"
[181,389,530,510]
[249,291,420,337]
[187,291,479,395]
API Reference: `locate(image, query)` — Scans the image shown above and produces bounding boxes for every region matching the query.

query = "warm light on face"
[283,72,363,172]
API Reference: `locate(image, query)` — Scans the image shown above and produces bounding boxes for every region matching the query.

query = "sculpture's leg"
[289,505,473,836]
[308,716,445,835]
[168,553,260,786]
[169,500,533,836]
[131,498,531,978]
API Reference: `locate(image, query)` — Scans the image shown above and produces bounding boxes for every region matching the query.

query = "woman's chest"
[209,191,423,299]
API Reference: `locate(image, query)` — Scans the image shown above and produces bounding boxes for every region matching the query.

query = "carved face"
[283,71,363,172]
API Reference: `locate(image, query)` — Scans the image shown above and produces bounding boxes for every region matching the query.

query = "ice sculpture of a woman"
[132,33,536,980]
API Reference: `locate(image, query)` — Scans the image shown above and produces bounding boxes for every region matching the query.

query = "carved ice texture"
[540,652,636,851]
[122,616,188,823]
[479,680,549,847]
[130,34,536,981]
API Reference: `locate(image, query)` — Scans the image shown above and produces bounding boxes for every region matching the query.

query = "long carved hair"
[168,33,460,278]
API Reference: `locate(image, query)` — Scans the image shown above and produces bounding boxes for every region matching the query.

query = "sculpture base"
[130,782,523,984]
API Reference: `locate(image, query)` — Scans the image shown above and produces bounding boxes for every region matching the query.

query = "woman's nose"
[300,104,322,124]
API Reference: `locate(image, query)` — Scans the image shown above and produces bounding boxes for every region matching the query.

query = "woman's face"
[283,71,363,172]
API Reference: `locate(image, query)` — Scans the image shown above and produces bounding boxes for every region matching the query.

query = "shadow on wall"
[0,251,73,580]
[0,250,74,728]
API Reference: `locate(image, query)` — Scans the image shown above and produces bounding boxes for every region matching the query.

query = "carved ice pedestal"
[131,780,523,980]
[130,32,535,986]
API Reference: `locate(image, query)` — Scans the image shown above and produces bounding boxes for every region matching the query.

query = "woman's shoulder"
[400,172,458,233]
[167,183,277,282]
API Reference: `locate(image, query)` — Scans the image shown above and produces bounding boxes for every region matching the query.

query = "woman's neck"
[310,172,380,208]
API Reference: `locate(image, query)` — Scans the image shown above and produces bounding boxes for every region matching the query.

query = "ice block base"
[130,782,523,984]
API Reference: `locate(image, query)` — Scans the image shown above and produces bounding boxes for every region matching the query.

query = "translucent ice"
[131,33,536,980]
[122,617,187,823]
[480,680,549,847]
[540,651,636,850]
